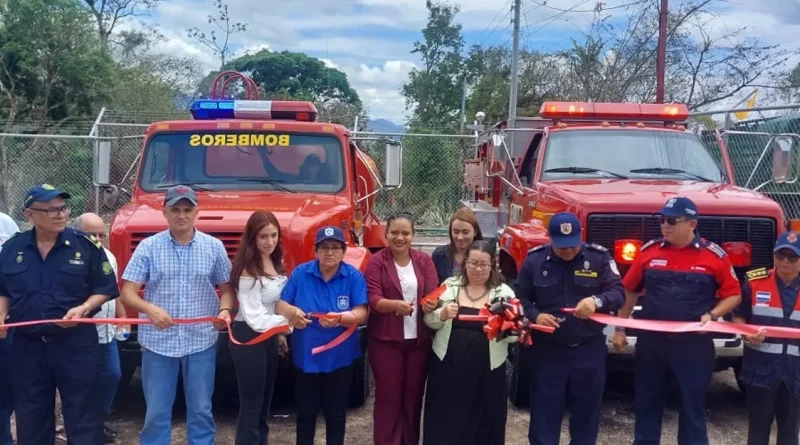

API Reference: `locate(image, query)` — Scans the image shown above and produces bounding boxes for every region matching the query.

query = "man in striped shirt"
[120,185,234,445]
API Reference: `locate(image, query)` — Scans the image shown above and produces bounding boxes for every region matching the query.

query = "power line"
[527,0,648,14]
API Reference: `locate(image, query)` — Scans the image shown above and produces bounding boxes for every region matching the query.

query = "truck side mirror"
[93,140,112,185]
[489,133,506,175]
[771,135,796,184]
[384,142,402,188]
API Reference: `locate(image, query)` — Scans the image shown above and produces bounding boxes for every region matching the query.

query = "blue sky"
[132,0,800,124]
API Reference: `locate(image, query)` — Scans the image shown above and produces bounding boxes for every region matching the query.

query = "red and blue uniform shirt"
[621,234,740,322]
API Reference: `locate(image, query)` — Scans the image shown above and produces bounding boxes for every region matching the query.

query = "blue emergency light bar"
[188,99,318,122]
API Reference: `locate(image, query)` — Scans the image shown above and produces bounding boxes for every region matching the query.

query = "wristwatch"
[593,297,603,309]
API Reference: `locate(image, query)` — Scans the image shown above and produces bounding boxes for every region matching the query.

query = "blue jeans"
[140,343,217,445]
[0,331,12,445]
[96,340,122,417]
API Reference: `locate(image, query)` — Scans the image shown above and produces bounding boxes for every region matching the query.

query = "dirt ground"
[8,368,763,445]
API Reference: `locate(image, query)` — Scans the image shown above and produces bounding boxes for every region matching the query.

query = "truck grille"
[585,214,776,275]
[130,232,242,260]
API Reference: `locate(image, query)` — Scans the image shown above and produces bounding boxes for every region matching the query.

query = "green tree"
[402,0,466,132]
[222,50,361,106]
[0,0,116,213]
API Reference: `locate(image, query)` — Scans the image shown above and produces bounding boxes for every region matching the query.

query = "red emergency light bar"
[540,101,690,121]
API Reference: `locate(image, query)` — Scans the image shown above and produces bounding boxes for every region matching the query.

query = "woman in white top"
[220,210,290,445]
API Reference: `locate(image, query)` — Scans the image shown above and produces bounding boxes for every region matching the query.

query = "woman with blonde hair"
[422,240,512,445]
[431,207,484,284]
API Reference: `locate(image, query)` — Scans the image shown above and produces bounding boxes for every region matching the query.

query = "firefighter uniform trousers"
[738,268,800,445]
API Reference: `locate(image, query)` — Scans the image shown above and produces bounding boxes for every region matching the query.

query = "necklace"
[464,285,489,303]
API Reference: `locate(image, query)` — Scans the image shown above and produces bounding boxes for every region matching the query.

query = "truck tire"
[506,343,530,408]
[348,352,371,408]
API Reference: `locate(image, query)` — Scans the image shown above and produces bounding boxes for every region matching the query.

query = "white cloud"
[121,0,799,123]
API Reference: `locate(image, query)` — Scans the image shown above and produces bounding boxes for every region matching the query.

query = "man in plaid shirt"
[120,185,234,445]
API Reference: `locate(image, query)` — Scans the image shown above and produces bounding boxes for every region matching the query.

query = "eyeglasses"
[775,251,800,263]
[317,245,343,253]
[660,216,687,226]
[88,232,107,240]
[29,206,71,217]
[466,261,492,270]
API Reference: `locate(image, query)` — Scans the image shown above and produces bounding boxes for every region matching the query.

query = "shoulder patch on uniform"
[586,243,608,252]
[705,241,727,258]
[746,267,769,281]
[526,244,547,255]
[640,238,660,251]
[81,233,103,249]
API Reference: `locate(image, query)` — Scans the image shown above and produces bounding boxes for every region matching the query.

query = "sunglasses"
[660,216,689,226]
[775,251,800,263]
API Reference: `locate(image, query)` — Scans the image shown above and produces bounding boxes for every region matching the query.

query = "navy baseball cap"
[774,231,800,256]
[164,185,198,207]
[24,184,71,208]
[315,226,346,246]
[656,197,698,219]
[548,212,582,248]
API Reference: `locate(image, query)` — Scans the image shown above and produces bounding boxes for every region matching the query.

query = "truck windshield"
[541,129,724,183]
[138,131,345,193]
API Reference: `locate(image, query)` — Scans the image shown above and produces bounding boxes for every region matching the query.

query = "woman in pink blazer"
[365,213,439,445]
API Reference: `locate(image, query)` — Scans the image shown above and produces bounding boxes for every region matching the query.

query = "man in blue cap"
[0,184,119,445]
[615,196,741,445]
[276,226,369,445]
[120,184,234,445]
[513,211,624,445]
[734,231,800,445]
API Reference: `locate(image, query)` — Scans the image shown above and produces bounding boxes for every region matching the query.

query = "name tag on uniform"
[574,270,598,278]
[69,260,84,265]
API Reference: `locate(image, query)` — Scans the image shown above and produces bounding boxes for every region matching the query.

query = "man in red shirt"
[612,196,741,445]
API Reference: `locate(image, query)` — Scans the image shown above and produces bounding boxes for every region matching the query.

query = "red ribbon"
[561,308,800,339]
[2,317,291,347]
[457,298,556,345]
[306,312,358,355]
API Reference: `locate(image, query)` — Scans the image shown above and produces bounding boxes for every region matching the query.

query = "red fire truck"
[100,72,401,407]
[462,101,790,407]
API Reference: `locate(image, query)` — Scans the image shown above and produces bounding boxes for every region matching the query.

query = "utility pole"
[508,0,521,121]
[460,79,467,132]
[655,0,668,103]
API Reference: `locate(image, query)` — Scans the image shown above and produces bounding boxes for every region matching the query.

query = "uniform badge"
[560,223,572,235]
[41,184,55,190]
[665,198,676,207]
[325,228,334,237]
[789,232,798,243]
[584,260,590,270]
[102,261,113,275]
[69,251,84,265]
[543,270,548,276]
[15,254,22,263]
[609,260,620,276]
[755,291,771,305]
[337,295,349,310]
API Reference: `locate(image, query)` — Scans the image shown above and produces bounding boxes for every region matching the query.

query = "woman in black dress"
[422,240,516,445]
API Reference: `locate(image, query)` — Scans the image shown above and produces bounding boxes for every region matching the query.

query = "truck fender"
[498,221,550,281]
[343,246,372,273]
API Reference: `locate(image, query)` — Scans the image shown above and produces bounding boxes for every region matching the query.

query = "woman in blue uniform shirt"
[276,226,369,445]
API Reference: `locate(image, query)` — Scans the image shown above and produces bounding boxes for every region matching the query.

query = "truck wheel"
[506,343,530,408]
[347,352,371,408]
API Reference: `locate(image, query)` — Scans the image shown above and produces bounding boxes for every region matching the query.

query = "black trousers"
[229,321,280,445]
[12,326,103,445]
[746,382,800,445]
[294,363,354,445]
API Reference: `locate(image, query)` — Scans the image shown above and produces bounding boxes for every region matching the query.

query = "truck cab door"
[509,131,544,225]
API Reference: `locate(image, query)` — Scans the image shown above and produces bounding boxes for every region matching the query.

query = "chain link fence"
[8,103,800,231]
[689,104,800,219]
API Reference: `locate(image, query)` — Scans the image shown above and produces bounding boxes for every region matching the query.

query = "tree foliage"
[187,0,248,69]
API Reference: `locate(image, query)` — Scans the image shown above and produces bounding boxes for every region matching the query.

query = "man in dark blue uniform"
[514,212,624,445]
[613,196,741,445]
[0,184,119,445]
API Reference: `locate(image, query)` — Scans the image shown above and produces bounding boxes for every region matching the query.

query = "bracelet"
[614,326,626,332]
[218,308,232,315]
